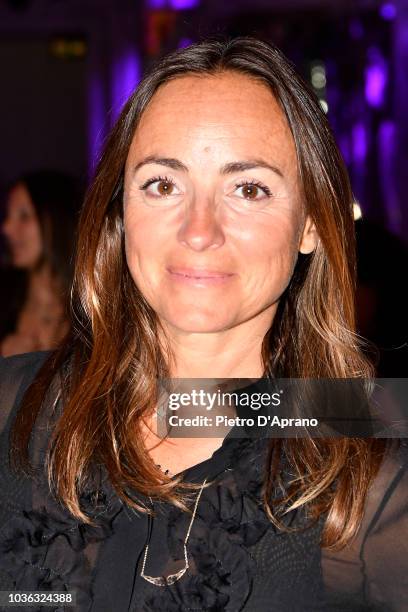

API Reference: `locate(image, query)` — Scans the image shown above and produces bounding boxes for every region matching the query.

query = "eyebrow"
[133,155,284,178]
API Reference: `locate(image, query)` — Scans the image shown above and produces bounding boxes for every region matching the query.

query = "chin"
[162,309,235,334]
[12,258,28,269]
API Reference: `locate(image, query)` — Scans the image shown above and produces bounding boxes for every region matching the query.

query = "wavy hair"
[11,37,388,550]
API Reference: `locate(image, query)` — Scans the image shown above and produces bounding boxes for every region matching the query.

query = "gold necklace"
[140,477,208,586]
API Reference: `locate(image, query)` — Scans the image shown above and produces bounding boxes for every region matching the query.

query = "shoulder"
[378,437,408,486]
[0,350,54,435]
[321,439,408,609]
[371,438,408,519]
[0,349,52,379]
[345,439,408,542]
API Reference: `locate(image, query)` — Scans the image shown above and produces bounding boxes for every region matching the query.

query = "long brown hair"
[11,36,388,550]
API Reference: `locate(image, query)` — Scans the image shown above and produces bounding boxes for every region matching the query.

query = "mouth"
[167,266,235,286]
[8,242,24,253]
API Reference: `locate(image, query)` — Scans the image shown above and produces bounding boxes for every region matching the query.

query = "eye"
[15,208,32,222]
[233,180,272,201]
[139,175,181,198]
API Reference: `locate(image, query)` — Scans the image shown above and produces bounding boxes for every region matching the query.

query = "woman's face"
[123,71,317,335]
[1,182,43,269]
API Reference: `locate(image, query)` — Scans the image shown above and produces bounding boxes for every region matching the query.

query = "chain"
[140,477,208,586]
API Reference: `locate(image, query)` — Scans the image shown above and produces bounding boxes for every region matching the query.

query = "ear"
[299,215,318,254]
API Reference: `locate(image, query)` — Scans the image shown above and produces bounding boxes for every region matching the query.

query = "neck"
[27,263,58,300]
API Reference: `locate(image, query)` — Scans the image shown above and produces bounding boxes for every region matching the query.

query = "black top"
[0,351,407,611]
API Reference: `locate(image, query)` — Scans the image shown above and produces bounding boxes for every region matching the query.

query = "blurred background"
[0,0,407,374]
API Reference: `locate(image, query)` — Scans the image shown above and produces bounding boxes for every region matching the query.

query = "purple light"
[378,120,401,233]
[111,50,141,122]
[365,65,387,107]
[365,48,388,108]
[352,123,367,163]
[380,3,397,21]
[338,135,351,165]
[349,19,364,40]
[147,0,167,8]
[88,71,106,175]
[169,0,199,9]
[178,37,194,48]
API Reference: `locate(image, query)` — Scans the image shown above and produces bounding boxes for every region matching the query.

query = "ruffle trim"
[143,437,299,611]
[0,469,122,610]
[0,438,297,612]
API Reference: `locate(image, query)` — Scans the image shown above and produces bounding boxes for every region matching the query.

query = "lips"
[167,266,234,279]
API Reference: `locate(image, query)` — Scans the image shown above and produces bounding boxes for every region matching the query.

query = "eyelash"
[139,175,273,198]
[139,174,172,191]
[235,179,272,197]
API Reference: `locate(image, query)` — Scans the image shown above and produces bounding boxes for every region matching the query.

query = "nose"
[1,215,13,239]
[177,200,225,252]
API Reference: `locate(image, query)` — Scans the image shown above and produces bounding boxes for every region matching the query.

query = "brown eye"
[242,184,259,199]
[18,209,32,221]
[157,180,174,196]
[234,181,271,201]
[140,176,180,199]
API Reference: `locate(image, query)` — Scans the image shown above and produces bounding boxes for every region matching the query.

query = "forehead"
[128,71,297,172]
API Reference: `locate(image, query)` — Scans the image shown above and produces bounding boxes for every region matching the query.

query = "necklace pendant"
[140,477,207,588]
[141,565,188,587]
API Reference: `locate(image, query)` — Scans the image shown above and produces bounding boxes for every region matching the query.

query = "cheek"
[123,211,163,285]
[242,219,300,297]
[23,218,41,241]
[28,226,43,260]
[32,223,42,246]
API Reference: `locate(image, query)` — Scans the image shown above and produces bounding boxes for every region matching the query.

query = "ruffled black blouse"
[0,351,407,611]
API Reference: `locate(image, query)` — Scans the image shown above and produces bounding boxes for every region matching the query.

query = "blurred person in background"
[0,170,79,356]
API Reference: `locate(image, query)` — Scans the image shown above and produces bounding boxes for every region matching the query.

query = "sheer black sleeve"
[0,351,124,612]
[0,352,51,594]
[321,438,408,611]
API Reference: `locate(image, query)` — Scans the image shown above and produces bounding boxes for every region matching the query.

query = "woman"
[0,37,407,611]
[0,170,79,356]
